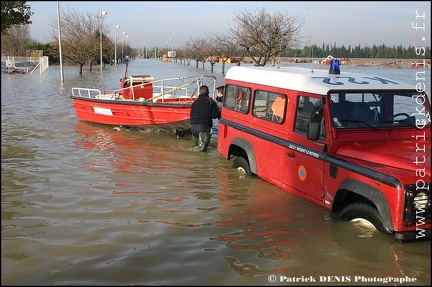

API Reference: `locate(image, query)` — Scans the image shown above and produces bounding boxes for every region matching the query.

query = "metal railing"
[71,75,218,102]
[1,56,49,74]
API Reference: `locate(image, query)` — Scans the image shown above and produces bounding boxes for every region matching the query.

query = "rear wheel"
[336,203,389,233]
[232,156,252,176]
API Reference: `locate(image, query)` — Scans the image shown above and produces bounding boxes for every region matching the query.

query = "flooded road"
[1,59,430,285]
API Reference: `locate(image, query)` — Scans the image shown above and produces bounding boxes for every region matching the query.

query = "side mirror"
[307,122,321,140]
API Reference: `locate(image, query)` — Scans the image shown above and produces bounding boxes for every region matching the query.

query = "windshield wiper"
[381,119,419,129]
[338,119,378,131]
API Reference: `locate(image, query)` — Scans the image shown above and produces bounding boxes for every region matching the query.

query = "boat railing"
[71,88,102,98]
[196,75,218,99]
[151,80,195,101]
[115,75,217,102]
[71,75,217,102]
[152,75,217,102]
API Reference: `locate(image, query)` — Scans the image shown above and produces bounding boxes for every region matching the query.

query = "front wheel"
[336,203,389,234]
[232,156,252,176]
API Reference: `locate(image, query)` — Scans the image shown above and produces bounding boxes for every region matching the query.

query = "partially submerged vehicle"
[217,60,431,242]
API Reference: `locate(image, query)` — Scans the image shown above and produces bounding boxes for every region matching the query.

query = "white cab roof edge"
[225,66,415,95]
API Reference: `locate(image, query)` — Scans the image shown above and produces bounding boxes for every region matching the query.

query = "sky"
[28,1,431,50]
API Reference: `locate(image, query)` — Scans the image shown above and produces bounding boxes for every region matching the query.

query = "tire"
[336,203,389,234]
[232,156,252,176]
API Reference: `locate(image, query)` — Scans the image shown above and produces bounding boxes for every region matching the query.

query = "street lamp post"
[170,38,174,59]
[126,35,129,60]
[122,32,126,63]
[142,42,144,59]
[99,10,107,72]
[114,24,119,65]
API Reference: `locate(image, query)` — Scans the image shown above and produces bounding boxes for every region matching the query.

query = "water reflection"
[214,168,430,284]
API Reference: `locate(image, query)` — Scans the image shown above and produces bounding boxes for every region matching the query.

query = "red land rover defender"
[217,61,430,242]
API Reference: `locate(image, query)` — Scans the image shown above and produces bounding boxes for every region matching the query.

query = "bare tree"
[206,53,218,72]
[209,32,241,74]
[49,8,109,74]
[175,48,192,66]
[229,7,305,66]
[184,37,209,69]
[1,24,31,56]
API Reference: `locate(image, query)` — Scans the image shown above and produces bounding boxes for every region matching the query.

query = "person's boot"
[197,131,211,152]
[192,134,199,149]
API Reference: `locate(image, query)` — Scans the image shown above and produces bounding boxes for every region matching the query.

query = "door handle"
[286,152,295,158]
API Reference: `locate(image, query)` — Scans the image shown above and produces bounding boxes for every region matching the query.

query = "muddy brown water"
[1,59,430,285]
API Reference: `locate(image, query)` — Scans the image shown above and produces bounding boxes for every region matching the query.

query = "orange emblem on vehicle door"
[298,165,306,181]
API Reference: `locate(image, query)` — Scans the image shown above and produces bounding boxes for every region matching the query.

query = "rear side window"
[252,90,287,123]
[225,85,251,113]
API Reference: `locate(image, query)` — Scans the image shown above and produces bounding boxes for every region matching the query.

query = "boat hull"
[71,97,194,131]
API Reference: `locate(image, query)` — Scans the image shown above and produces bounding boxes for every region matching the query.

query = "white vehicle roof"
[225,65,415,95]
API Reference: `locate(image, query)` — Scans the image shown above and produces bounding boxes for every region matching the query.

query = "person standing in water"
[215,85,225,117]
[190,85,220,152]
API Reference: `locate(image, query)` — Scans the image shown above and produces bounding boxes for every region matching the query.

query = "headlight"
[414,192,430,208]
[403,185,431,224]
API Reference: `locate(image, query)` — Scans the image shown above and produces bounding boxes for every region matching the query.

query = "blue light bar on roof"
[329,59,340,74]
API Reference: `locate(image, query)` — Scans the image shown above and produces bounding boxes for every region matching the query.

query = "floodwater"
[1,59,430,286]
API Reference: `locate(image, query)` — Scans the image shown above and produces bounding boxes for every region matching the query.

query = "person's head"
[216,85,225,96]
[199,85,209,95]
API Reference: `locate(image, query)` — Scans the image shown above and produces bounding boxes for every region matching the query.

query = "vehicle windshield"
[329,91,431,129]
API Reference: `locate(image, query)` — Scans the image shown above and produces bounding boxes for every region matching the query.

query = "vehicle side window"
[252,90,287,123]
[294,96,326,139]
[225,85,251,113]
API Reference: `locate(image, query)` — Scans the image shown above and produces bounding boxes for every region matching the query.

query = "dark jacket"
[190,93,220,127]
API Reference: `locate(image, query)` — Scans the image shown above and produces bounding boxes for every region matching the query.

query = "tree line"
[2,2,430,75]
[297,43,430,60]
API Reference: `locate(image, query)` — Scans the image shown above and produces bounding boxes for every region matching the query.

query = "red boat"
[70,64,217,136]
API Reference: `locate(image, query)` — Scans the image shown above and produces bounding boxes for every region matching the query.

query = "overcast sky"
[28,1,431,50]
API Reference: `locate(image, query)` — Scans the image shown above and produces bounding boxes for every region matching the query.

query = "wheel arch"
[229,137,257,174]
[332,178,393,233]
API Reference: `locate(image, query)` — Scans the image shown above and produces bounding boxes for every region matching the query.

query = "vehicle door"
[284,94,326,200]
